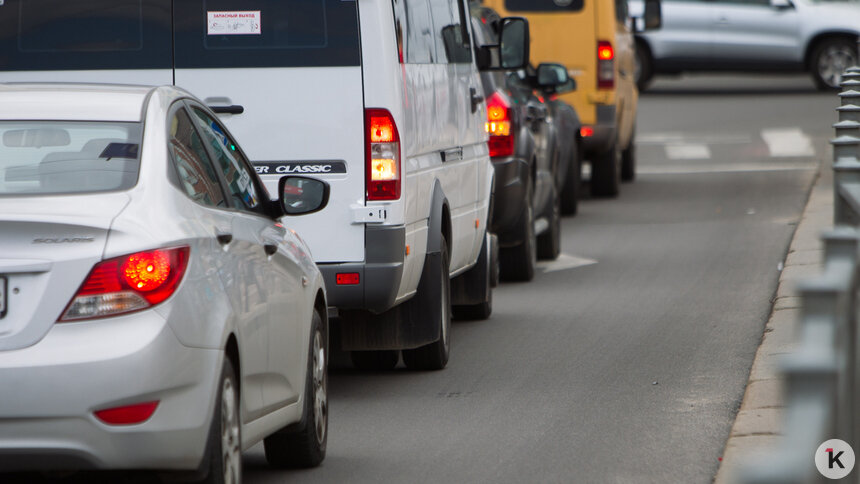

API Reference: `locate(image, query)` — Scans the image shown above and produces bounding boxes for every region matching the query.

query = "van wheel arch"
[427,181,451,257]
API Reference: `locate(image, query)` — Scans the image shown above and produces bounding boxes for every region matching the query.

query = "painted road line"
[761,128,815,157]
[637,162,817,175]
[638,133,752,145]
[665,144,712,160]
[538,253,598,274]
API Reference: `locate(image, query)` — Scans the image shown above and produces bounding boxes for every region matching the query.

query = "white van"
[0,0,528,370]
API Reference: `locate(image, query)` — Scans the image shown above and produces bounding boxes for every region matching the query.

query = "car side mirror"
[278,176,330,216]
[770,0,793,9]
[536,63,570,88]
[555,78,577,95]
[476,17,530,71]
[643,0,662,31]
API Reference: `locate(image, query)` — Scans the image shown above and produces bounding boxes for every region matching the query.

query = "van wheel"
[591,142,621,198]
[621,129,636,182]
[500,182,536,282]
[560,146,581,216]
[199,358,241,484]
[812,38,856,90]
[264,309,327,468]
[402,235,451,371]
[350,350,399,370]
[537,188,561,260]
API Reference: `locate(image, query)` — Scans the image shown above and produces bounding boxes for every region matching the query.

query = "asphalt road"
[6,74,837,484]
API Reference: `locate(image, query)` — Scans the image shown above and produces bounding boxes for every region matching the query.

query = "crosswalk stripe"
[665,144,712,160]
[761,128,815,157]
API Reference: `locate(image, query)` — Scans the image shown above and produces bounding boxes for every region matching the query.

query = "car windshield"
[0,121,143,196]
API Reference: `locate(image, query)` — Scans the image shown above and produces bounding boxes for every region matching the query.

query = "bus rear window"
[504,0,584,12]
[174,0,361,68]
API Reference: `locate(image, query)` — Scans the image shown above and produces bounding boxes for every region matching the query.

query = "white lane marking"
[761,128,815,157]
[665,144,712,160]
[538,253,598,274]
[637,162,817,175]
[639,133,751,145]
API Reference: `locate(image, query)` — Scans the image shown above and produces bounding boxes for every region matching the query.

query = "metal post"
[832,135,860,225]
[838,105,860,124]
[840,90,860,107]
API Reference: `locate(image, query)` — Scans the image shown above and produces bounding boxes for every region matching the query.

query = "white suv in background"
[633,0,860,90]
[0,0,528,370]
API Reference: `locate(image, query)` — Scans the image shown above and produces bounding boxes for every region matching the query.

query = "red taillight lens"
[336,273,360,285]
[60,246,190,321]
[580,126,595,138]
[597,40,615,89]
[94,401,159,425]
[485,91,514,158]
[366,109,401,201]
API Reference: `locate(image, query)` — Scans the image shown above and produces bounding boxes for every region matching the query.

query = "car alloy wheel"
[818,43,856,89]
[312,328,327,446]
[221,376,241,484]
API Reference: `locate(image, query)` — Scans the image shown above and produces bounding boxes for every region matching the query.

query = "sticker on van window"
[207,11,261,35]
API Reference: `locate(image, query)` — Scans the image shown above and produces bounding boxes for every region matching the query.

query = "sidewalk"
[713,161,833,483]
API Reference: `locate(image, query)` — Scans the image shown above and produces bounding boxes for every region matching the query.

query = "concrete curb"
[713,162,833,484]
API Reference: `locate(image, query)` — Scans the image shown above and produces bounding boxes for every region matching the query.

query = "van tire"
[265,309,328,468]
[499,192,536,282]
[402,235,451,371]
[621,129,636,182]
[350,350,399,371]
[591,143,621,198]
[560,146,581,216]
[537,188,561,260]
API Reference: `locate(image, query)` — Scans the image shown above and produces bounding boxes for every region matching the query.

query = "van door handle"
[263,244,278,256]
[441,147,463,162]
[210,105,245,115]
[470,87,484,114]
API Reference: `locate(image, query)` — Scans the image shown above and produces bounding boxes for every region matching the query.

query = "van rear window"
[504,0,584,12]
[0,0,172,71]
[174,0,361,68]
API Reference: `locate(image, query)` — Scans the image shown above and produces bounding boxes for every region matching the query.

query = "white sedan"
[0,84,329,483]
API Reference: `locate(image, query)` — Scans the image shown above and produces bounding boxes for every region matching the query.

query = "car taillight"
[485,91,514,158]
[366,109,401,201]
[59,246,190,322]
[94,401,159,425]
[597,40,615,90]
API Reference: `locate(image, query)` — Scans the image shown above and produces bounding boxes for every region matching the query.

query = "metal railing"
[739,68,860,483]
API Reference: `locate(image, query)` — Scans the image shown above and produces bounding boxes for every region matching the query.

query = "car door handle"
[209,105,245,115]
[263,244,278,256]
[470,87,484,114]
[216,232,233,245]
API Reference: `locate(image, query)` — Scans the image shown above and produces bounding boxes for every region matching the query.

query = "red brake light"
[580,126,595,138]
[94,401,159,425]
[597,40,615,89]
[60,247,190,321]
[485,91,514,158]
[366,108,401,201]
[336,273,360,285]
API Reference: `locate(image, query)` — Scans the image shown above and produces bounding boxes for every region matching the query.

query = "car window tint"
[392,0,436,63]
[504,0,585,12]
[431,0,473,64]
[0,0,172,71]
[190,107,266,215]
[175,0,360,68]
[168,108,227,208]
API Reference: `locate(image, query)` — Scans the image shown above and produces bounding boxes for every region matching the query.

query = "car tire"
[536,187,561,260]
[621,128,636,182]
[350,350,399,371]
[812,38,857,90]
[499,183,536,282]
[402,235,452,371]
[635,41,654,92]
[265,309,328,468]
[199,358,241,484]
[560,145,581,216]
[590,142,621,198]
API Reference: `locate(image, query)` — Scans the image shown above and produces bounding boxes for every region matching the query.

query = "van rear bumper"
[582,105,617,155]
[318,224,405,314]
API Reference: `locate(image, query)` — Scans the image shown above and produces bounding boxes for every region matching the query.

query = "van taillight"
[485,91,514,158]
[59,247,189,322]
[366,109,401,201]
[597,41,615,90]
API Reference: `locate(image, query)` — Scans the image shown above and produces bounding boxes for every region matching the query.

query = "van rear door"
[0,0,173,86]
[173,0,365,263]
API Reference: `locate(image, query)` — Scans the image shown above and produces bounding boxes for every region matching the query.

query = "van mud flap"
[339,250,443,351]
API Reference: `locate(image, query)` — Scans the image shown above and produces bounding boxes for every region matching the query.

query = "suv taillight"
[485,91,514,158]
[366,109,401,201]
[59,247,190,322]
[597,41,615,90]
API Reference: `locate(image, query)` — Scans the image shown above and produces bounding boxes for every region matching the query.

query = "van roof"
[0,83,156,122]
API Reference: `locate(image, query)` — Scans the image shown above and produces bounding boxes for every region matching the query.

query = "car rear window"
[0,0,173,71]
[0,122,142,196]
[174,0,361,68]
[504,0,584,12]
